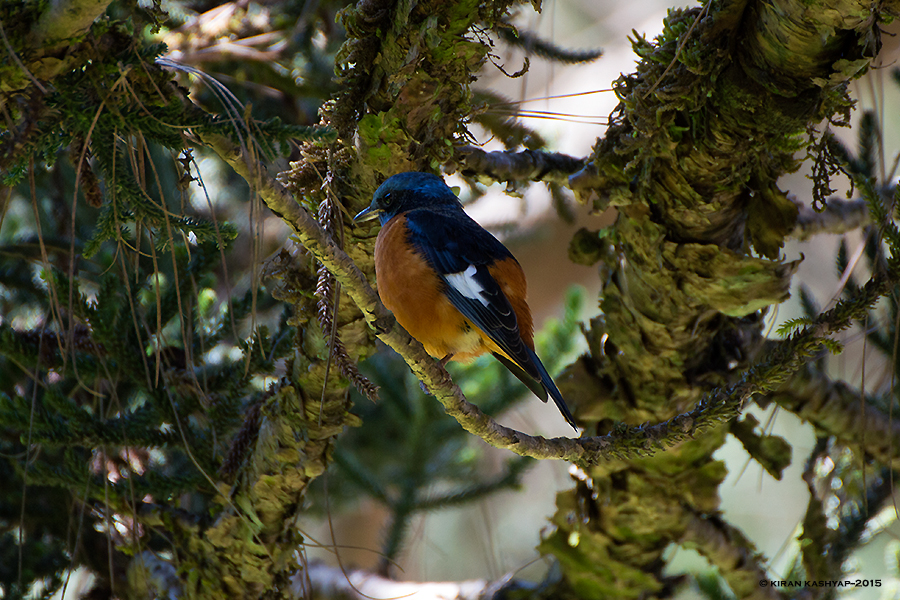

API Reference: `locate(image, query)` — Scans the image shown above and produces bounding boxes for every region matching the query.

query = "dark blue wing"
[405,207,579,430]
[404,209,540,381]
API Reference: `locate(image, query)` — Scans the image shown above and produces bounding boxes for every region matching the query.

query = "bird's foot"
[420,354,454,395]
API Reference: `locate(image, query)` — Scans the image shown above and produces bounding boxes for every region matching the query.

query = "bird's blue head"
[354,172,462,226]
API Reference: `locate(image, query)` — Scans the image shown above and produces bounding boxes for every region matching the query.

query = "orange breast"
[374,216,535,364]
[375,217,483,360]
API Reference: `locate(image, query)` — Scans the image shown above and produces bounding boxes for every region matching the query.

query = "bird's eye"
[380,192,393,207]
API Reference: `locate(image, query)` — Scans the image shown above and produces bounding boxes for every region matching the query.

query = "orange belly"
[374,216,535,364]
[374,217,482,360]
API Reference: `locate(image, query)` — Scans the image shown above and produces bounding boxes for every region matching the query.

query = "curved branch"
[202,135,718,463]
[205,134,589,461]
[205,135,898,468]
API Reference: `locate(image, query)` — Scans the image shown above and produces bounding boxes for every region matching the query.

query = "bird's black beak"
[353,205,381,223]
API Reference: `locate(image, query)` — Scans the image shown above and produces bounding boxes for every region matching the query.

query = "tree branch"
[201,136,714,463]
[790,197,871,240]
[204,134,899,470]
[204,134,594,461]
[762,358,900,469]
[456,145,585,184]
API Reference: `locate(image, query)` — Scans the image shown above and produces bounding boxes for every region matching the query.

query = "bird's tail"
[493,350,578,431]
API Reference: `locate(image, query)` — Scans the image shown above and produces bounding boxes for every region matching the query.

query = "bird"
[354,171,577,430]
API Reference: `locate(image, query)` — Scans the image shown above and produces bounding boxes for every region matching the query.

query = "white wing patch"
[446,264,490,307]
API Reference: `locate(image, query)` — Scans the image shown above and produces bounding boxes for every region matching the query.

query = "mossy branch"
[204,134,594,462]
[205,134,899,467]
